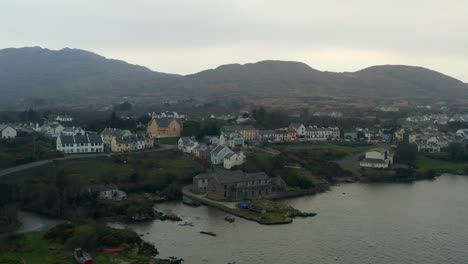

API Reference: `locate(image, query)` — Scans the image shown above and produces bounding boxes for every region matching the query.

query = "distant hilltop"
[0,47,467,109]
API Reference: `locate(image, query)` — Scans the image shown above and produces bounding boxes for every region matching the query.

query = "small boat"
[100,248,124,253]
[178,221,194,227]
[200,231,217,236]
[224,215,235,223]
[74,248,93,264]
[182,196,201,207]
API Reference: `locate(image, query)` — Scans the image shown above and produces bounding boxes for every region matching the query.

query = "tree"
[396,142,418,167]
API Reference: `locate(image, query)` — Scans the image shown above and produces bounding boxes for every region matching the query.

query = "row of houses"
[217,124,341,144]
[56,127,155,154]
[178,137,246,170]
[395,127,466,153]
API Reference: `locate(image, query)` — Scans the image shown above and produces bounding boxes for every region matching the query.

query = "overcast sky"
[1,0,467,81]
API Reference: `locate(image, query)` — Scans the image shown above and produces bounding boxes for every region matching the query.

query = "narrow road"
[0,144,176,177]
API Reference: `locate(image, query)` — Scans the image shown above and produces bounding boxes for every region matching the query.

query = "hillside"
[0,47,467,109]
[0,47,175,107]
[175,62,468,100]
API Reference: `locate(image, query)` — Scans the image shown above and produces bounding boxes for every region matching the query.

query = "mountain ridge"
[0,47,466,108]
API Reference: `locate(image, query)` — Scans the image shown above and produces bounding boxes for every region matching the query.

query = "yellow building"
[395,128,406,142]
[222,125,256,141]
[111,136,132,152]
[146,118,182,138]
[101,128,132,146]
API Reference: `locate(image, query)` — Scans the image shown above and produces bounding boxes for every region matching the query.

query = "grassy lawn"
[416,154,468,173]
[299,143,374,157]
[155,137,179,145]
[2,150,206,219]
[0,136,63,169]
[5,150,205,191]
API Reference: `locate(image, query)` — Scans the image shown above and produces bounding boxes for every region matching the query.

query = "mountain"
[169,61,468,100]
[0,47,175,107]
[0,47,466,109]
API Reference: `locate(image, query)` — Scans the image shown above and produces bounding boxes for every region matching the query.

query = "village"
[1,108,468,263]
[2,109,468,204]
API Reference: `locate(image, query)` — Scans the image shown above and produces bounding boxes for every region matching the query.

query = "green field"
[0,136,62,169]
[155,137,179,145]
[2,150,206,219]
[416,154,468,174]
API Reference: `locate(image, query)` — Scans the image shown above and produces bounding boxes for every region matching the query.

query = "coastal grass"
[0,231,170,264]
[4,150,204,191]
[416,154,467,174]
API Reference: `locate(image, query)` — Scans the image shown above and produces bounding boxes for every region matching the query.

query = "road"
[0,144,176,178]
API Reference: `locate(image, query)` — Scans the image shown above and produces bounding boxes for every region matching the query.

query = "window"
[224,191,227,198]
[224,185,227,190]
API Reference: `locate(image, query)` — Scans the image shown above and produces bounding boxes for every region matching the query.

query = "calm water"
[112,174,468,264]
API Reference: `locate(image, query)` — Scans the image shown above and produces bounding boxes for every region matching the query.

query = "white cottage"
[360,148,394,169]
[0,124,17,139]
[210,145,234,165]
[224,152,246,169]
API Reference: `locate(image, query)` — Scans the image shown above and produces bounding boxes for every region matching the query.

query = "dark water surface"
[112,174,468,264]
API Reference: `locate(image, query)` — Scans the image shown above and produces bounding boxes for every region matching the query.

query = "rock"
[139,241,159,256]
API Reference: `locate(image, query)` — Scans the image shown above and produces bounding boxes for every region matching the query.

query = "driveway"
[0,144,176,177]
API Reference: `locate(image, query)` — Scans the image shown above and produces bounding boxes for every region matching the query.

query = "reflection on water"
[112,174,468,264]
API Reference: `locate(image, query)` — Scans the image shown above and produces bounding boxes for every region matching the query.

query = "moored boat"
[225,215,235,223]
[200,231,217,236]
[74,248,93,264]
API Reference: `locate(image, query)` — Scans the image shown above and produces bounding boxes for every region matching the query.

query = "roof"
[368,148,389,154]
[211,145,230,155]
[149,118,181,128]
[193,173,212,180]
[224,152,235,159]
[288,123,303,130]
[59,135,75,144]
[228,132,244,140]
[179,136,195,144]
[101,128,127,137]
[95,184,118,192]
[193,171,270,185]
[59,134,103,144]
[361,158,387,164]
[0,124,14,132]
[223,125,255,133]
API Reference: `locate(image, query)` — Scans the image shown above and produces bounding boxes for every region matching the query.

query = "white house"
[55,115,73,122]
[456,129,468,140]
[220,132,245,148]
[210,145,234,165]
[416,141,441,153]
[178,136,195,150]
[61,126,86,136]
[41,122,65,138]
[56,134,104,154]
[224,152,246,169]
[360,148,394,169]
[95,184,127,201]
[289,123,306,138]
[0,124,17,139]
[305,126,337,141]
